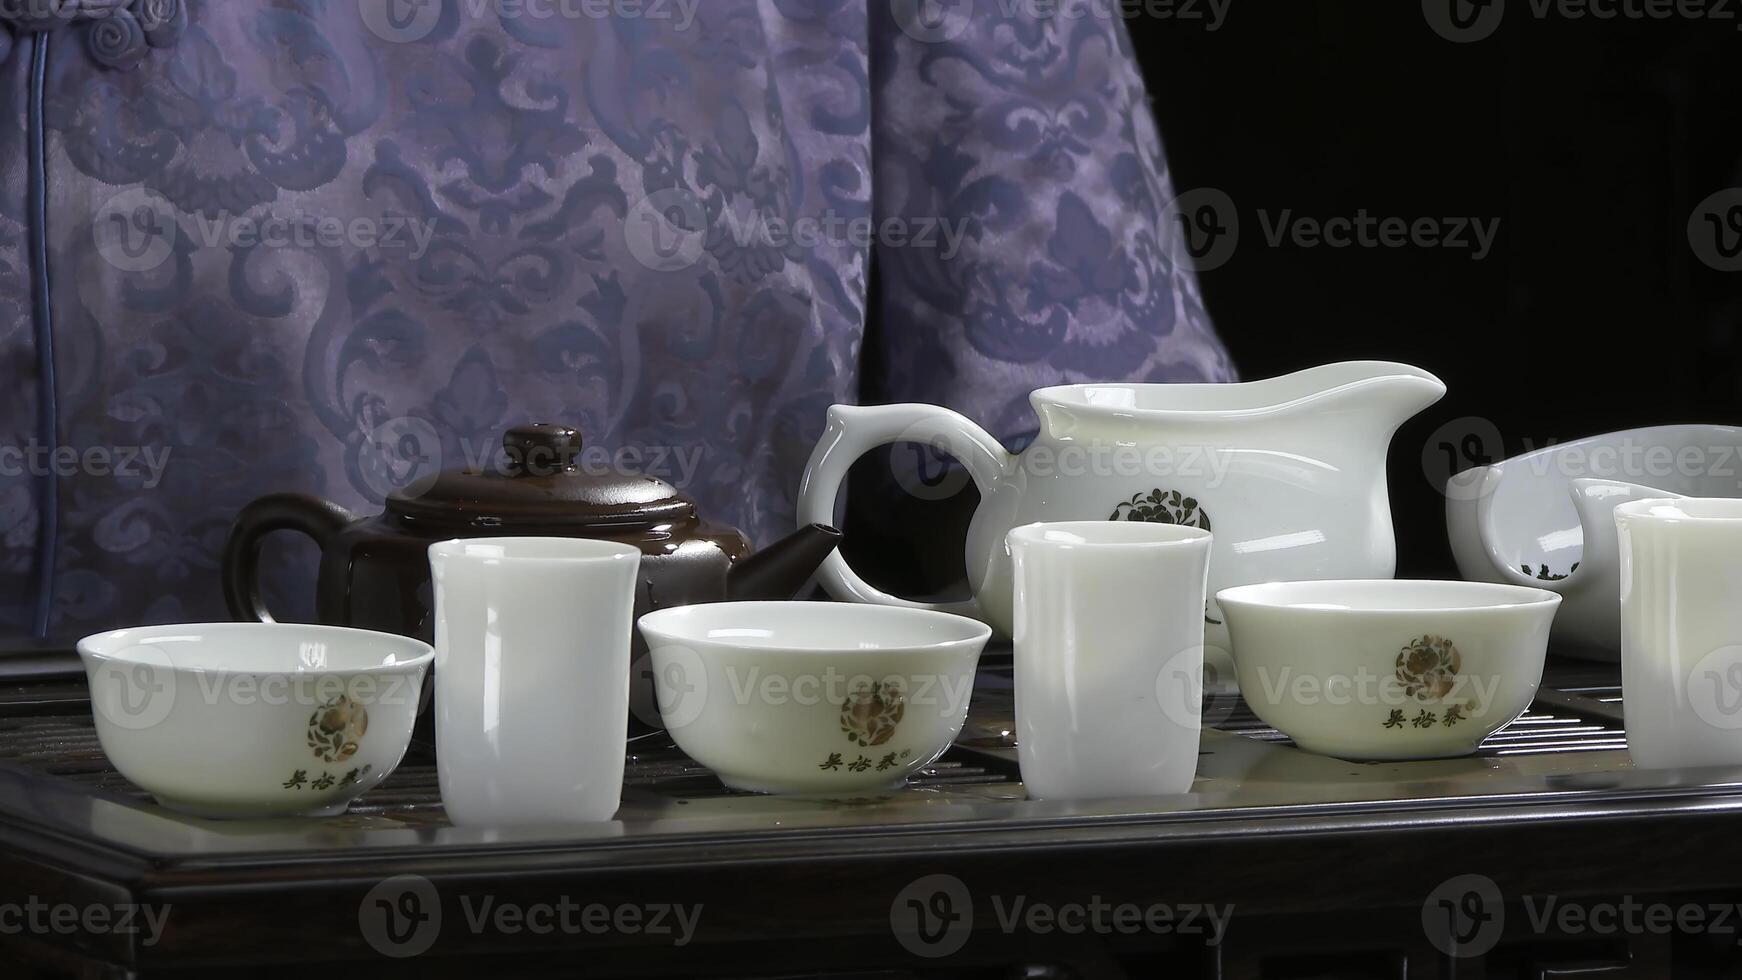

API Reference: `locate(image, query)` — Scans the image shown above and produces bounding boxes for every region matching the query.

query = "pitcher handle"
[797,404,1011,621]
[222,493,357,623]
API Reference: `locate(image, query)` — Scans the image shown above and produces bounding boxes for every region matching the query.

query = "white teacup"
[1218,581,1559,760]
[77,623,432,819]
[1617,498,1742,768]
[638,602,990,795]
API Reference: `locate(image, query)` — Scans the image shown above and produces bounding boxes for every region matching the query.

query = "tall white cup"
[428,537,640,824]
[1007,521,1213,800]
[1617,498,1742,769]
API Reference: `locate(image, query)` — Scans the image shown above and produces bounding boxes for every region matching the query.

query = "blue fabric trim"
[27,34,59,638]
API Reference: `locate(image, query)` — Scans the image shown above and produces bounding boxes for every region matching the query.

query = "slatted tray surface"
[0,659,1634,833]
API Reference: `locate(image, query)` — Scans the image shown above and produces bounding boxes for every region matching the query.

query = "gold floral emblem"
[840,680,905,748]
[306,695,368,763]
[1396,635,1462,701]
[1381,635,1477,731]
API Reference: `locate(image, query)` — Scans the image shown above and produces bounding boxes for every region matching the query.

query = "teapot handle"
[222,493,357,623]
[797,404,1011,620]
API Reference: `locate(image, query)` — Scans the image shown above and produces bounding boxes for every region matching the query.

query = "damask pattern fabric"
[0,0,1233,636]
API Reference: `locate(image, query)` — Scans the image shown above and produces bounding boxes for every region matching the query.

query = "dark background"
[1133,0,1742,577]
[848,1,1742,594]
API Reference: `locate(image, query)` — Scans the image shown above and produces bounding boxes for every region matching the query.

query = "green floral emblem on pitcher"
[1110,489,1212,532]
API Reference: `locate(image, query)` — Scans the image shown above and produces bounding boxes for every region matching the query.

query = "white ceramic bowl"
[77,623,433,819]
[638,602,990,794]
[1446,424,1742,659]
[1217,581,1560,760]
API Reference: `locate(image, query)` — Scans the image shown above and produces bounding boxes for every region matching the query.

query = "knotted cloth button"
[133,0,181,47]
[84,5,143,70]
[0,0,181,69]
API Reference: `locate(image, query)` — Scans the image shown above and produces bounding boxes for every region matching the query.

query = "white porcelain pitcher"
[797,362,1445,678]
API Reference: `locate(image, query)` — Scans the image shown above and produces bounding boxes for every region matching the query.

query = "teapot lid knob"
[503,423,582,477]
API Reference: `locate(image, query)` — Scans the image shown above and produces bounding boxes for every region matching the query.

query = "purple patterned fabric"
[0,0,1233,637]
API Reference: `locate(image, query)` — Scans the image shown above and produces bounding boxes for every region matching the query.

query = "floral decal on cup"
[841,679,905,747]
[1109,489,1212,532]
[307,695,369,763]
[1382,635,1476,730]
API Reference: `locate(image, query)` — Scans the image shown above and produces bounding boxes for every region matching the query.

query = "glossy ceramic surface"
[637,602,989,795]
[799,362,1445,686]
[1009,522,1212,800]
[1617,499,1742,769]
[430,538,640,825]
[222,423,836,653]
[1447,424,1742,659]
[1218,580,1559,760]
[76,623,431,819]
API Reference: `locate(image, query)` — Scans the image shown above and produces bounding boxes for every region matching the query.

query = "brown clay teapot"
[222,423,840,727]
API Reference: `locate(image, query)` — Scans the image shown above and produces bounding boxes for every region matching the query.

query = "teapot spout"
[726,523,843,601]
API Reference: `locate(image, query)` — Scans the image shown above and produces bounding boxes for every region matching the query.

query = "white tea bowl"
[77,623,432,819]
[1217,581,1560,760]
[637,602,990,794]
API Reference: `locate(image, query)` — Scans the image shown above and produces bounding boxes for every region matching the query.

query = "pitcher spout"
[1031,361,1445,436]
[1281,361,1447,430]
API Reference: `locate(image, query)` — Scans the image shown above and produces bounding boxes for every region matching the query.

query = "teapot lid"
[386,423,693,532]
